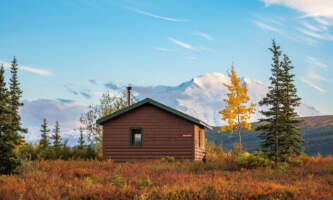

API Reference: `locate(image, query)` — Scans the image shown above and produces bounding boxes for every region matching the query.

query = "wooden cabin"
[97,92,212,161]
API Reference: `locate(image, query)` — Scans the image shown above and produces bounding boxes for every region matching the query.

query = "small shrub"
[206,141,224,161]
[111,165,127,188]
[136,174,153,189]
[160,156,175,163]
[232,143,242,158]
[236,152,274,168]
[277,162,289,172]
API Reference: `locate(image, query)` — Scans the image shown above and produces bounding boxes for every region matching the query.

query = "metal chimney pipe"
[127,86,132,106]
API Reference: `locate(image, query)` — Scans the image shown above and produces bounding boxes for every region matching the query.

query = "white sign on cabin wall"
[182,134,192,137]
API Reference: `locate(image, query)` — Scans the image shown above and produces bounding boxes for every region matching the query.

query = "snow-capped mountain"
[21,72,321,145]
[134,72,320,126]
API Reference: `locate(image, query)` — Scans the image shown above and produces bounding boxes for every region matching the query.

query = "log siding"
[102,104,202,161]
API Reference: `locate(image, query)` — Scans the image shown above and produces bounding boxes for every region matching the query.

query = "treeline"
[18,88,131,162]
[18,120,98,161]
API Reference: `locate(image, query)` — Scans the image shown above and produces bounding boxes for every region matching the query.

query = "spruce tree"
[279,54,304,158]
[0,65,11,140]
[78,127,85,149]
[9,57,26,145]
[40,118,50,150]
[0,65,21,174]
[51,121,62,157]
[256,40,285,163]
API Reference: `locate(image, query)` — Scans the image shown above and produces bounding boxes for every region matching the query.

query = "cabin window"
[130,128,143,147]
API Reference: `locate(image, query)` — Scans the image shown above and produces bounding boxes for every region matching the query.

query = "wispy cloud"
[314,17,332,26]
[288,34,318,46]
[301,21,326,32]
[252,14,285,25]
[300,77,326,93]
[194,32,214,41]
[253,21,282,33]
[127,7,188,22]
[80,91,91,99]
[298,29,333,41]
[306,56,328,69]
[104,82,120,90]
[0,60,51,76]
[56,98,76,104]
[65,84,79,95]
[153,47,171,52]
[89,79,97,85]
[168,37,193,49]
[261,0,333,25]
[307,70,328,81]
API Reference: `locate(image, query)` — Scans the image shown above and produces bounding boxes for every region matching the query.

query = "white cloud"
[127,7,188,22]
[301,21,325,32]
[253,21,282,33]
[314,17,332,26]
[0,60,51,76]
[307,70,328,81]
[21,99,87,144]
[168,37,193,49]
[194,32,214,40]
[261,0,333,24]
[289,34,318,46]
[300,77,326,93]
[153,47,171,52]
[306,56,328,69]
[298,29,333,41]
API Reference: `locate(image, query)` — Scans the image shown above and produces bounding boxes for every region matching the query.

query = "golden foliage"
[219,66,256,143]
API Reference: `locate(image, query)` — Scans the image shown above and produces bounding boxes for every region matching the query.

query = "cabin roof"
[96,98,212,130]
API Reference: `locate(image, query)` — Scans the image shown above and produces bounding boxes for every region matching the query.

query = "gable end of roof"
[96,98,212,130]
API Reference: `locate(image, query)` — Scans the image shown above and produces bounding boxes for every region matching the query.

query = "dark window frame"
[129,127,143,147]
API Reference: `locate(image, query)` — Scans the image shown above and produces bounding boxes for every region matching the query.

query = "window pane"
[134,133,142,144]
[130,128,142,146]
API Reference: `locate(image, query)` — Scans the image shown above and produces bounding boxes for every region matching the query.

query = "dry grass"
[1,155,333,200]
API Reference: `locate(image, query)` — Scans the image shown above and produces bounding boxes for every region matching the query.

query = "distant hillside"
[206,115,333,156]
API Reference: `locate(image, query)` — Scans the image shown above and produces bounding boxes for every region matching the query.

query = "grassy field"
[1,154,333,200]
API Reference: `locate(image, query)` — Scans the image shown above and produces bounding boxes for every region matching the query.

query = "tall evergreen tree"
[0,65,21,174]
[9,57,26,145]
[78,127,85,150]
[256,40,285,163]
[279,54,304,158]
[40,119,50,150]
[51,121,62,157]
[0,65,12,141]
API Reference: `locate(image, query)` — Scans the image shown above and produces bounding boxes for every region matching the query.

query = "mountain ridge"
[206,115,333,156]
[134,72,321,126]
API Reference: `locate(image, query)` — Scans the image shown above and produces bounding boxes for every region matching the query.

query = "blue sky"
[1,0,333,114]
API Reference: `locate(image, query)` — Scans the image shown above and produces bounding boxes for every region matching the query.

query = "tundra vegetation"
[0,145,333,199]
[0,41,333,199]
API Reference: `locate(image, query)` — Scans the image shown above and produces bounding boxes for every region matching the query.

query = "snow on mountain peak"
[135,72,321,126]
[193,72,229,88]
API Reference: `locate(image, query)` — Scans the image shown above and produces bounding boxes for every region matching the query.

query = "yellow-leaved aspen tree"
[219,65,256,149]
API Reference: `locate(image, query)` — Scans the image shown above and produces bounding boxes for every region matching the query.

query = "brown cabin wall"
[194,124,205,161]
[102,104,196,161]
